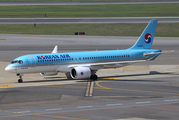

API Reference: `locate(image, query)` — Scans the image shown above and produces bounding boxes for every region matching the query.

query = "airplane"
[5,19,165,83]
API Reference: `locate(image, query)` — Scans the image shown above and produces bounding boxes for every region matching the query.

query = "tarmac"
[0,17,179,24]
[0,34,179,120]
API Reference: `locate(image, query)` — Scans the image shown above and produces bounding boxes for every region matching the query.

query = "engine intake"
[70,67,91,79]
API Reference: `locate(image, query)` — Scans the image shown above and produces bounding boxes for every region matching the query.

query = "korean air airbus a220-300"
[5,19,165,83]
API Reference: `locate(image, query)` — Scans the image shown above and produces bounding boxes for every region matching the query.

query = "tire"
[18,79,23,83]
[90,74,98,80]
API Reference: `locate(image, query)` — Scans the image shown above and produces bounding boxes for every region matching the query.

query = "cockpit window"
[11,60,23,64]
[19,60,23,64]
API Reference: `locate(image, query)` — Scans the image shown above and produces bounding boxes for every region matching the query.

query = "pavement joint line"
[164,99,178,102]
[1,98,179,118]
[96,79,179,96]
[0,78,16,81]
[106,103,122,106]
[0,110,89,120]
[77,106,93,109]
[46,108,62,111]
[17,111,31,113]
[22,99,179,116]
[136,101,151,104]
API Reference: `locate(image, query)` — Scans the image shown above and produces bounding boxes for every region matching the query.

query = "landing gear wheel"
[90,74,98,80]
[18,79,23,83]
[17,74,24,83]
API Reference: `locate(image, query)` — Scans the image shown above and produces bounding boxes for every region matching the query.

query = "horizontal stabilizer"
[144,50,175,61]
[144,50,175,56]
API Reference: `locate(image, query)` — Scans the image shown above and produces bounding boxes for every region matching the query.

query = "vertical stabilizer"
[129,19,158,49]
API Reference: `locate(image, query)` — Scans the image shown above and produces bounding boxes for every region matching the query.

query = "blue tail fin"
[129,19,158,49]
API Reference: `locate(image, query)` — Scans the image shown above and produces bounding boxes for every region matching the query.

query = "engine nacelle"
[70,67,91,79]
[40,72,58,76]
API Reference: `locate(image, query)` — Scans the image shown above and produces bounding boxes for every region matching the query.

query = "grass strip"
[0,23,178,37]
[0,3,178,18]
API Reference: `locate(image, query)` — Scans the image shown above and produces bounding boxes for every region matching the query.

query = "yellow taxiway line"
[0,85,15,87]
[96,78,179,96]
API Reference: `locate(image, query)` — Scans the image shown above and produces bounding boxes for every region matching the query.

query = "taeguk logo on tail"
[144,33,152,44]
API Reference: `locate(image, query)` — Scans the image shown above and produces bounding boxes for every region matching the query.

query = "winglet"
[52,45,58,53]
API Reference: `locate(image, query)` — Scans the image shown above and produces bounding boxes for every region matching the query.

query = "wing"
[68,60,146,69]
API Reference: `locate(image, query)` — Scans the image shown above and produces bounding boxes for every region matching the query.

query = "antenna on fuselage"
[52,45,58,53]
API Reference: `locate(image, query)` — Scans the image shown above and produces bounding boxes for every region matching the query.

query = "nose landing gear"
[17,74,23,83]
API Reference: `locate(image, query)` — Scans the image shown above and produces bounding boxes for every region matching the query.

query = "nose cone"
[5,65,16,73]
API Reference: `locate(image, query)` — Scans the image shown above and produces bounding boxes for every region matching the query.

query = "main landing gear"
[90,74,98,80]
[90,71,98,80]
[17,74,23,83]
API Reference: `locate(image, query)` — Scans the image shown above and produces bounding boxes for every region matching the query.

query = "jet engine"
[40,72,58,76]
[70,67,91,79]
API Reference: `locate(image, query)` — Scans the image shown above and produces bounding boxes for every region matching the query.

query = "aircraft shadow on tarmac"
[22,78,70,83]
[99,71,176,82]
[21,71,175,83]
